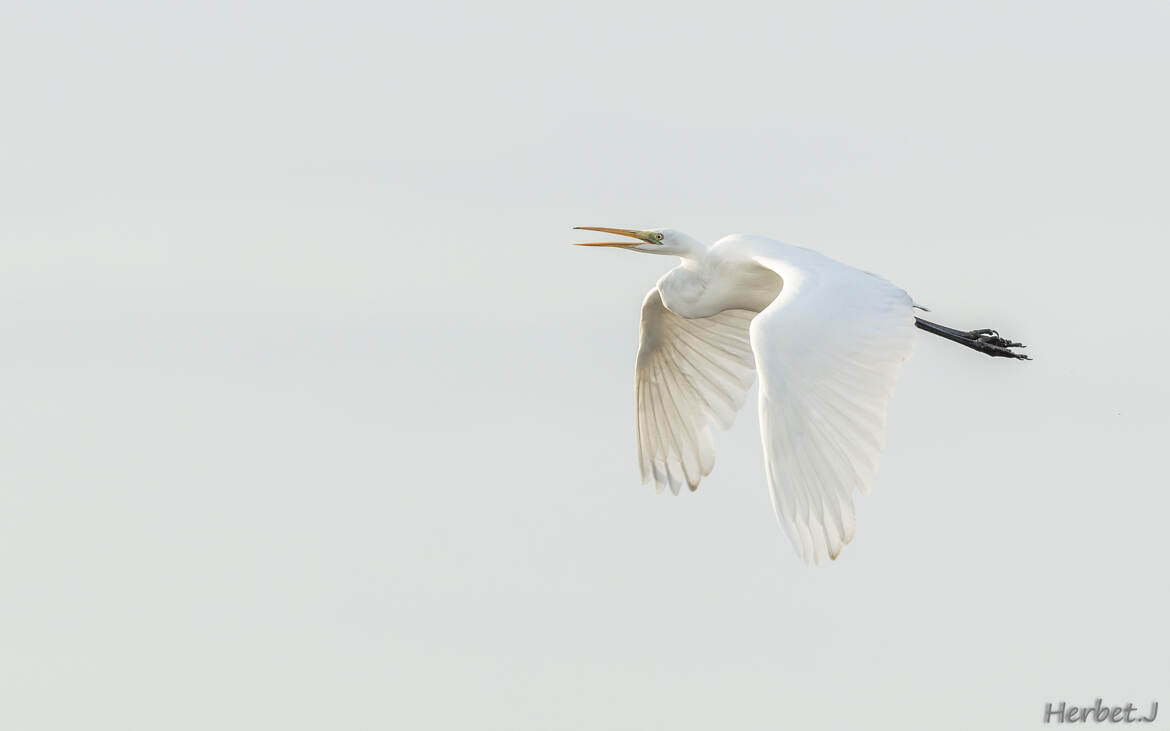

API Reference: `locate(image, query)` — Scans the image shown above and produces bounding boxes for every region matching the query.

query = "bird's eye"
[655,233,664,241]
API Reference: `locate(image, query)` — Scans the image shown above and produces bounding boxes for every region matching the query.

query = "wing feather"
[750,254,916,565]
[635,289,756,494]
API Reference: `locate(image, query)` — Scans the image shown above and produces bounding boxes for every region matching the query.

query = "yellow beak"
[573,226,655,247]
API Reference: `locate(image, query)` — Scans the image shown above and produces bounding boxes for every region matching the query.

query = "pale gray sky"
[2,1,1168,729]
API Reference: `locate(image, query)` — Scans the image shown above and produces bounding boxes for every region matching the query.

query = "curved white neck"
[658,236,783,318]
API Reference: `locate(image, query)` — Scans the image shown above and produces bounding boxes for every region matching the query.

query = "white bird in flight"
[575,226,1028,565]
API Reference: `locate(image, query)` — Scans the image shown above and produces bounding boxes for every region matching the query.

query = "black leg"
[915,318,1030,360]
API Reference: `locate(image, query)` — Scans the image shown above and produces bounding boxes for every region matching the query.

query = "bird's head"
[573,227,703,257]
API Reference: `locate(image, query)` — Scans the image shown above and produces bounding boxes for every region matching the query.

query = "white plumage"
[635,291,756,493]
[748,249,916,564]
[575,226,1024,565]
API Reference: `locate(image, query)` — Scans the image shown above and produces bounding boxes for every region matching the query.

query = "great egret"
[575,226,1028,565]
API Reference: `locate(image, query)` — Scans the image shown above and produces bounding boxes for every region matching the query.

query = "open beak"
[573,226,656,247]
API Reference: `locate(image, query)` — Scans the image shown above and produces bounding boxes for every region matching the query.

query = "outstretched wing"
[750,253,917,565]
[635,289,757,494]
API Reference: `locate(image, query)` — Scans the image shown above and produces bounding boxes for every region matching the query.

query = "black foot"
[914,318,1031,360]
[962,329,1030,359]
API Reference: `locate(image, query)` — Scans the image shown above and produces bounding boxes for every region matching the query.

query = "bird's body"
[655,234,787,317]
[576,226,1028,565]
